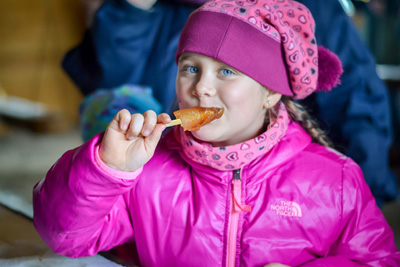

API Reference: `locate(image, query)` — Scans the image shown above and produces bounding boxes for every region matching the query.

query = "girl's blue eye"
[187,66,198,73]
[221,69,233,76]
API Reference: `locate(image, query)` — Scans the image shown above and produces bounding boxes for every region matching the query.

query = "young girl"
[33,0,400,266]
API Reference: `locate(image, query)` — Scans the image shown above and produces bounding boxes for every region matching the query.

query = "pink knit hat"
[176,0,343,99]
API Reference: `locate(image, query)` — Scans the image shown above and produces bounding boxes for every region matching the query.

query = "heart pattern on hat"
[200,0,319,99]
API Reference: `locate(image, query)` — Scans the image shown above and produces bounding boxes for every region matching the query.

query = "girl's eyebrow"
[178,54,194,63]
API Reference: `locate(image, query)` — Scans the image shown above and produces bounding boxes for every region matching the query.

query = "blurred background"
[0,0,399,265]
[0,0,84,129]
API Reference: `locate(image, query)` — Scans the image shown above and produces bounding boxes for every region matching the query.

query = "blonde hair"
[280,96,333,148]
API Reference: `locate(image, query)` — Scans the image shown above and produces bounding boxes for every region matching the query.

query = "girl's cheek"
[175,84,186,103]
[176,78,191,96]
[176,88,193,109]
[220,88,245,105]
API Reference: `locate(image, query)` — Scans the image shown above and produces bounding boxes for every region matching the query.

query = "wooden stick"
[165,119,182,127]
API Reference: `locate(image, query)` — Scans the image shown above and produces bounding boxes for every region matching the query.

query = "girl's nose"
[192,74,216,98]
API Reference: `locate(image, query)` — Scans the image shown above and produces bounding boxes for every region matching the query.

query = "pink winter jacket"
[33,122,400,266]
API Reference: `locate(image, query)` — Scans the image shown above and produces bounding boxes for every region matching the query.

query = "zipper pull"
[232,169,251,213]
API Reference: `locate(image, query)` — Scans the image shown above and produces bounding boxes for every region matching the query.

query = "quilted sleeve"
[302,158,400,266]
[33,133,141,257]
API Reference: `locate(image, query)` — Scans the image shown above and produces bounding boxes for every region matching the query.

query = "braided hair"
[281,96,333,148]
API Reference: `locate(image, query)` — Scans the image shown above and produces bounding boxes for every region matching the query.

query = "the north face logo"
[270,200,302,217]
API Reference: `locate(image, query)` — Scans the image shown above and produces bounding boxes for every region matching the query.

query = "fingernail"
[143,130,150,136]
[121,124,128,131]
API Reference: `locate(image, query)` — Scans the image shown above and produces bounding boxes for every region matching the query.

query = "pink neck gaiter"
[179,102,289,171]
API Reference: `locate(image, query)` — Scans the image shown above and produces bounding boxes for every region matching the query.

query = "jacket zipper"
[226,169,251,267]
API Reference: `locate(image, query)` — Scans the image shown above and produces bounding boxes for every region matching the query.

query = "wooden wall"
[0,0,85,127]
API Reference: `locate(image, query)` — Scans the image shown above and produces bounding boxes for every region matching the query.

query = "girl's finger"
[115,109,132,131]
[127,113,144,139]
[108,109,131,132]
[157,113,172,124]
[142,110,158,137]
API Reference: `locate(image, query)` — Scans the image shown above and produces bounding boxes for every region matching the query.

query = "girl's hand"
[99,109,171,172]
[264,264,290,267]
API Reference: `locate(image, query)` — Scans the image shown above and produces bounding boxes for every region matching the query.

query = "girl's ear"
[263,91,282,109]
